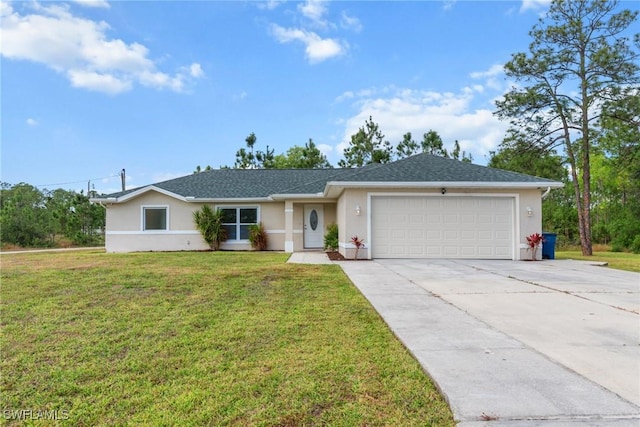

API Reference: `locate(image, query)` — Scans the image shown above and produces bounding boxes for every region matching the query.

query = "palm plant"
[193,205,227,251]
[248,222,268,251]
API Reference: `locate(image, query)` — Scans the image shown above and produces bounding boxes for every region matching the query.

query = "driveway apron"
[338,259,640,426]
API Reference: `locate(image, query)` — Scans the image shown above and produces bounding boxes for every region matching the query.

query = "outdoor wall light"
[355,205,361,216]
[526,207,533,217]
[441,188,447,195]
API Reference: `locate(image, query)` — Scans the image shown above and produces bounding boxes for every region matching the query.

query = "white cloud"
[189,63,204,78]
[268,1,357,64]
[72,0,110,9]
[335,88,376,104]
[233,91,248,101]
[317,143,333,156]
[470,64,504,80]
[340,11,362,33]
[442,1,457,11]
[520,0,551,13]
[271,24,346,63]
[257,1,283,11]
[26,118,39,126]
[470,64,506,92]
[298,0,328,29]
[68,69,132,94]
[335,90,354,103]
[0,3,201,94]
[336,86,509,164]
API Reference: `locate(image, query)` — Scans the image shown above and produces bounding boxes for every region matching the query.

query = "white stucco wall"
[104,186,545,259]
[336,187,546,260]
[104,191,290,253]
[104,190,338,253]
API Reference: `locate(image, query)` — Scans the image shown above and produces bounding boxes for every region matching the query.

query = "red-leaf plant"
[526,233,545,260]
[350,235,365,260]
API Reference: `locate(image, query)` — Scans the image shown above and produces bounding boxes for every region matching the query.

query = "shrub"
[609,211,640,252]
[324,223,339,252]
[631,235,640,254]
[526,233,544,260]
[249,222,268,251]
[193,205,227,250]
[351,235,365,260]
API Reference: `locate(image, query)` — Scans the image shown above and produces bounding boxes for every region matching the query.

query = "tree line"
[0,183,105,248]
[195,119,471,172]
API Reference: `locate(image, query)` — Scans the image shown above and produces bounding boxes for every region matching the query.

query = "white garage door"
[371,196,514,259]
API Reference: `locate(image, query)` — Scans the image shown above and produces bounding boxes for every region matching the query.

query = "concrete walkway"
[286,251,334,264]
[289,253,640,426]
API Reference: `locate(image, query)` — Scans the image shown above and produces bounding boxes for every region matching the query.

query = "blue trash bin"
[542,232,557,259]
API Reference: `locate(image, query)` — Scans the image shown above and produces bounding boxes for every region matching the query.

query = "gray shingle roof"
[96,153,559,200]
[340,153,558,183]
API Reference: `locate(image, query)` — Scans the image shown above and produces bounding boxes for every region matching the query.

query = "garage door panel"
[443,214,459,224]
[496,214,511,224]
[444,246,460,256]
[461,214,475,224]
[427,246,443,256]
[372,196,513,259]
[426,230,441,239]
[478,215,493,224]
[478,230,492,240]
[409,230,425,240]
[391,230,406,239]
[427,214,442,224]
[461,246,477,256]
[409,246,424,255]
[495,247,511,257]
[409,214,424,224]
[495,230,510,240]
[444,230,459,240]
[477,246,494,257]
[391,214,408,223]
[461,230,475,240]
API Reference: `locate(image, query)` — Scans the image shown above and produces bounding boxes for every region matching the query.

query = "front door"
[303,204,324,248]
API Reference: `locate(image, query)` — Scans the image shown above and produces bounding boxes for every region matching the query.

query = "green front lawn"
[556,250,640,273]
[0,251,454,426]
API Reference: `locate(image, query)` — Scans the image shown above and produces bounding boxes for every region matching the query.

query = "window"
[143,207,167,230]
[220,207,258,241]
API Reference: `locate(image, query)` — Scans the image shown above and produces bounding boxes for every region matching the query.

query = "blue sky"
[2,0,558,194]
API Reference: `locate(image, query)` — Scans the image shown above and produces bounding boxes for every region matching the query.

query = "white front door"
[304,204,324,248]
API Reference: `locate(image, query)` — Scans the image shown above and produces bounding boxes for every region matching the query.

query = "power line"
[35,174,120,188]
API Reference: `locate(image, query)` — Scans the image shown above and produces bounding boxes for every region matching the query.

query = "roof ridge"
[274,168,355,194]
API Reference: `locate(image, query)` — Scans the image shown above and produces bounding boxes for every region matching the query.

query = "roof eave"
[324,180,564,197]
[90,185,187,204]
[270,193,325,201]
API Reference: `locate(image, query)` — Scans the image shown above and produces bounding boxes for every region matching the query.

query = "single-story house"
[91,153,563,260]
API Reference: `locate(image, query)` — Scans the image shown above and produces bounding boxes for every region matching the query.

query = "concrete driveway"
[338,258,640,425]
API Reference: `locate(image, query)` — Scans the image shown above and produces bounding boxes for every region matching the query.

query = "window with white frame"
[220,207,258,241]
[143,207,168,231]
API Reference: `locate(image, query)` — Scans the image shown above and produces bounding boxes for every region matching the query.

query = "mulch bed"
[326,251,347,261]
[325,251,371,261]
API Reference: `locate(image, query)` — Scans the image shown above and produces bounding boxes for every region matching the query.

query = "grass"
[556,247,640,273]
[0,251,454,426]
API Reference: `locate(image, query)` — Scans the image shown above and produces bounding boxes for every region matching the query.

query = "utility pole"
[120,169,126,191]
